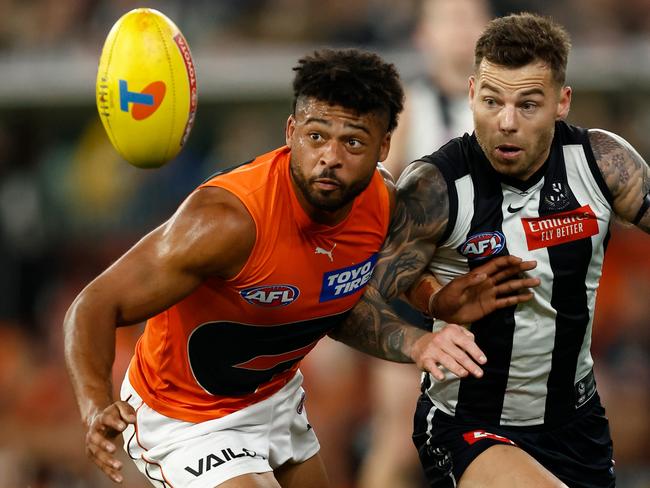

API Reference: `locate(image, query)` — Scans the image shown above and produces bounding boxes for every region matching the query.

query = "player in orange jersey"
[64,48,538,488]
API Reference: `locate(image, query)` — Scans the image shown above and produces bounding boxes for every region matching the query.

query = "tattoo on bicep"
[372,162,449,298]
[332,163,448,361]
[590,129,650,230]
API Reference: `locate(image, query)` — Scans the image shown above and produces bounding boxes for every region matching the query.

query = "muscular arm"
[63,186,254,481]
[330,161,447,361]
[590,129,650,233]
[331,162,540,377]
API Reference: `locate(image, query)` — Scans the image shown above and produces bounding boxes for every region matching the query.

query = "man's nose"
[499,105,518,133]
[319,140,344,167]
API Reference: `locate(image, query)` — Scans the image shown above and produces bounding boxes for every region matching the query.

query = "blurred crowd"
[0,0,649,53]
[0,0,649,487]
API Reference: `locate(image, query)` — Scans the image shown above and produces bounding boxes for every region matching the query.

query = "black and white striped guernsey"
[423,121,613,428]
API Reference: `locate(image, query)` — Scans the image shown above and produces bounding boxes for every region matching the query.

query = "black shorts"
[412,393,615,488]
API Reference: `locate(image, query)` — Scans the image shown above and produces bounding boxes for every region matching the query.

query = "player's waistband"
[421,369,600,432]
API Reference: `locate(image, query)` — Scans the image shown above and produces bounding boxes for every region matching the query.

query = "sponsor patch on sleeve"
[320,254,378,302]
[522,205,598,251]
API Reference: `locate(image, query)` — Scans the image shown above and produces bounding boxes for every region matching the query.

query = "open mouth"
[496,144,522,159]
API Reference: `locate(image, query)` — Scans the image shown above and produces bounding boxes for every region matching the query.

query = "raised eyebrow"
[478,81,501,94]
[519,88,545,98]
[344,122,371,136]
[479,82,544,99]
[303,117,371,136]
[304,117,330,126]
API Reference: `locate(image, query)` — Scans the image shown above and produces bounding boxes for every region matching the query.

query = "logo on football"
[96,9,198,168]
[119,80,166,120]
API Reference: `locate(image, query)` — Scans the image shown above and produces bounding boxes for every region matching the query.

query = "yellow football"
[96,8,197,168]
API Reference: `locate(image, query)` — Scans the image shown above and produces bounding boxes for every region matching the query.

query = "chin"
[310,195,345,212]
[490,160,524,179]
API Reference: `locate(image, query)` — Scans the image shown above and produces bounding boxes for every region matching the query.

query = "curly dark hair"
[475,12,571,85]
[292,48,404,133]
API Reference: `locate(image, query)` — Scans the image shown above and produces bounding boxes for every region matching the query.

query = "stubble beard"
[289,159,374,212]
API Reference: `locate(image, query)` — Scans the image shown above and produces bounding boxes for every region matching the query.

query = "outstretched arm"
[330,161,446,358]
[330,161,540,378]
[63,186,254,483]
[590,129,650,233]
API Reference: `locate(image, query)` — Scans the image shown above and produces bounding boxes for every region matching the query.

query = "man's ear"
[378,132,392,162]
[285,114,296,146]
[556,86,572,120]
[468,76,476,109]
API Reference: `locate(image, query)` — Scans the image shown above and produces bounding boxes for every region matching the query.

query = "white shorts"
[120,370,320,487]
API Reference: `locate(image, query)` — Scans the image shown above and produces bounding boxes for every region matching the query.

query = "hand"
[430,255,540,324]
[411,324,486,380]
[85,401,136,483]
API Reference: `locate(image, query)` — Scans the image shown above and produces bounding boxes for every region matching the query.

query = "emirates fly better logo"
[522,205,598,250]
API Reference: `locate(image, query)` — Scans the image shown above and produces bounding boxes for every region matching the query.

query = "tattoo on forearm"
[331,287,425,362]
[590,129,650,232]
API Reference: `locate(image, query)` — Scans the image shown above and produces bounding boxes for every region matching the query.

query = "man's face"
[286,97,391,215]
[470,59,572,180]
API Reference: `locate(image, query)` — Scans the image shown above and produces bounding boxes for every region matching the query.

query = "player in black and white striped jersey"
[330,12,650,488]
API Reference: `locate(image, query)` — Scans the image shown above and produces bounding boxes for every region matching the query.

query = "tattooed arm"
[330,161,447,358]
[329,161,539,379]
[590,129,650,232]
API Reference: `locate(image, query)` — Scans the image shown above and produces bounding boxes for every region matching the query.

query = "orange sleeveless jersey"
[128,146,391,422]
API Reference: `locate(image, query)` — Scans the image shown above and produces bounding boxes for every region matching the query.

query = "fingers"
[87,432,124,483]
[414,326,486,381]
[490,260,538,284]
[421,352,469,381]
[474,255,538,279]
[472,255,522,277]
[494,292,535,308]
[115,401,137,425]
[86,402,136,483]
[494,277,541,296]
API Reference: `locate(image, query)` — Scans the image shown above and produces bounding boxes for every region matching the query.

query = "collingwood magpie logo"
[544,181,571,210]
[185,448,265,477]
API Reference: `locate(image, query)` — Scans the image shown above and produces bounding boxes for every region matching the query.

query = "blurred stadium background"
[0,0,648,487]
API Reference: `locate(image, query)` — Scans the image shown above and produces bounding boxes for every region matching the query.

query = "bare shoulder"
[377,162,397,214]
[160,186,256,279]
[394,160,449,242]
[369,160,449,297]
[377,161,396,188]
[589,128,650,224]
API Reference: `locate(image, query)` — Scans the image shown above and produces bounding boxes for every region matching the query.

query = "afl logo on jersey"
[458,231,506,260]
[240,285,300,307]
